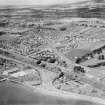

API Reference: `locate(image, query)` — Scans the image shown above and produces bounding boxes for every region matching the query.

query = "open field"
[0,81,103,105]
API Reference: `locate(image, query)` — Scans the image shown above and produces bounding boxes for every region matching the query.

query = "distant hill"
[0,0,105,19]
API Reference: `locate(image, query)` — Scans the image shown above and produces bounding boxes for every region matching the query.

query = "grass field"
[0,80,103,105]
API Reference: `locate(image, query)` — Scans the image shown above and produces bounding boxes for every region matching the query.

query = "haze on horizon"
[0,0,90,5]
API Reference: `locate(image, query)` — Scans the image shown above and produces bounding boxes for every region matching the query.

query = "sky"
[0,0,88,5]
